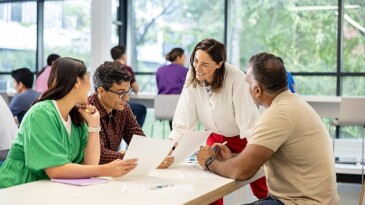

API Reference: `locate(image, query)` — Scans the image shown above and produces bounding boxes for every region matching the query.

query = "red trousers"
[206,133,268,205]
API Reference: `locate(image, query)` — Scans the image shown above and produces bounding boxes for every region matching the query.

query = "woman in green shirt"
[0,57,137,188]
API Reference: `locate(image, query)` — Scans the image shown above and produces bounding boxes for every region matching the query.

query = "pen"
[150,184,174,190]
[213,141,227,153]
[75,104,92,113]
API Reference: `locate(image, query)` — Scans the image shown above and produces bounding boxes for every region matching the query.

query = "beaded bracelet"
[87,126,101,133]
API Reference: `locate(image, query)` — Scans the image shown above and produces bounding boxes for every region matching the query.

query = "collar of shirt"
[88,93,115,119]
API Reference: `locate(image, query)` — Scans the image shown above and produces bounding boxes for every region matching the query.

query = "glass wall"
[343,0,365,74]
[129,0,225,93]
[228,0,338,95]
[44,0,91,68]
[0,2,37,71]
[111,0,120,46]
[0,1,37,92]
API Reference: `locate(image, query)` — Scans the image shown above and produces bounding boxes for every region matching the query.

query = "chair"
[331,97,365,182]
[151,94,180,138]
[0,93,9,105]
[360,181,365,205]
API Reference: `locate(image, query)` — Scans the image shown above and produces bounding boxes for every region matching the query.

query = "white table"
[0,164,265,205]
[129,94,155,108]
[129,94,342,118]
[301,95,341,118]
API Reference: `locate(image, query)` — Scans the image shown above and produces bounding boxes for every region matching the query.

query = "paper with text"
[123,135,175,177]
[172,130,212,164]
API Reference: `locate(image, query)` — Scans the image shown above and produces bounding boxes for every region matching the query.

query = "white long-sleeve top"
[168,63,260,142]
[0,96,18,151]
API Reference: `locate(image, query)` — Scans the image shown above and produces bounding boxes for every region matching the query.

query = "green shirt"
[0,100,88,188]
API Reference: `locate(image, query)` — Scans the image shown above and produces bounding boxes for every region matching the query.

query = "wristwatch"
[205,156,215,171]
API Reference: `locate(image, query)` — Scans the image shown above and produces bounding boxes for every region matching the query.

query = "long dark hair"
[186,38,226,92]
[165,48,184,62]
[35,57,88,126]
[37,54,60,77]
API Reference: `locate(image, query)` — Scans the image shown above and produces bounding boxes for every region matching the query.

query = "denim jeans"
[243,196,284,205]
[129,103,147,127]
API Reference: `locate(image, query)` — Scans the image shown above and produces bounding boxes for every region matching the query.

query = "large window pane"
[295,76,336,95]
[111,0,119,46]
[43,0,91,68]
[0,2,37,73]
[130,0,225,75]
[343,1,365,73]
[229,0,337,73]
[0,75,15,93]
[342,76,365,96]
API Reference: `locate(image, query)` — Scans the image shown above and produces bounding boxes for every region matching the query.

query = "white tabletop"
[301,95,341,118]
[0,164,265,205]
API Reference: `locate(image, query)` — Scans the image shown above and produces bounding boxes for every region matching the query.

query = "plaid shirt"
[88,94,145,164]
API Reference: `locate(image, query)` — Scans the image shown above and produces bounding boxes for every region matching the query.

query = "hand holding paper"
[172,131,212,164]
[122,135,175,177]
[103,158,138,177]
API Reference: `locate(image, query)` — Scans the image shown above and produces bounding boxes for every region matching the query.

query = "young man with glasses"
[89,61,173,168]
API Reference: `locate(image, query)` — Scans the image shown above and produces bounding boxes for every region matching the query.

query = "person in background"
[156,47,188,94]
[197,52,339,205]
[35,54,60,93]
[156,47,188,129]
[277,57,295,93]
[0,57,137,189]
[89,61,173,168]
[111,46,147,128]
[10,68,41,124]
[168,39,267,205]
[0,96,18,163]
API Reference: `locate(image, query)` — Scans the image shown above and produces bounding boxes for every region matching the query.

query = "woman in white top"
[168,39,267,205]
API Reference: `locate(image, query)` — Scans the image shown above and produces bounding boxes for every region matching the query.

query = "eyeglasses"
[106,88,132,99]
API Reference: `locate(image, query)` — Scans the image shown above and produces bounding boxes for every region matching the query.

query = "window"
[129,0,225,93]
[111,0,120,46]
[43,0,91,68]
[228,0,338,95]
[0,2,36,93]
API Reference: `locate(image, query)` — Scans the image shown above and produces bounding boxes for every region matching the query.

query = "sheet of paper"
[172,130,212,164]
[123,135,175,177]
[51,178,109,186]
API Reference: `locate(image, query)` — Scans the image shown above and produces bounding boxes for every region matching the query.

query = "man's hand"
[197,146,216,169]
[212,143,232,161]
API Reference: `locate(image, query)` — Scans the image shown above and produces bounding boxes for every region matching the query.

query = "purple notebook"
[51,178,109,186]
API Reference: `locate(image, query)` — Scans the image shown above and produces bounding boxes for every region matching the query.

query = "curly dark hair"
[93,61,132,91]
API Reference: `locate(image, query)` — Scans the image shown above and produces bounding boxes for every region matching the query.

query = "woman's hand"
[157,156,174,169]
[102,159,138,177]
[77,104,100,128]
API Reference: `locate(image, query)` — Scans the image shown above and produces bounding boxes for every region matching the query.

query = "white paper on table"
[122,135,175,177]
[172,130,212,164]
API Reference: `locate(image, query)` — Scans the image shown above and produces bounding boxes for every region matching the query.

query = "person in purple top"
[156,48,188,95]
[156,48,188,129]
